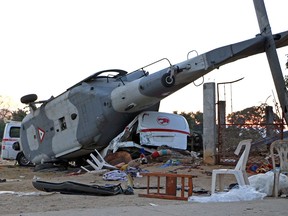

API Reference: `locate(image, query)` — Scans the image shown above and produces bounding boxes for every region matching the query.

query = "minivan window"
[9,127,20,138]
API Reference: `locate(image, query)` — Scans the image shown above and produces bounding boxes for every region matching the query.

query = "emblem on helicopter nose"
[38,128,45,143]
[157,116,170,125]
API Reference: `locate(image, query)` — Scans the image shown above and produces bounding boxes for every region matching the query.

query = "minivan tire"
[17,152,31,166]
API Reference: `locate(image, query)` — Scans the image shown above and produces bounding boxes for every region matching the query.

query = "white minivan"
[102,111,190,156]
[1,121,31,166]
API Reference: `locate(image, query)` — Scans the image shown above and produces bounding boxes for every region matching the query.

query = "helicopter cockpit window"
[59,117,67,131]
[71,113,77,120]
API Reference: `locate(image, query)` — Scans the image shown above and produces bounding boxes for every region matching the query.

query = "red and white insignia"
[38,128,45,143]
[157,116,170,125]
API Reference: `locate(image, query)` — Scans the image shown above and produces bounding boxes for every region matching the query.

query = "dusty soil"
[0,157,239,215]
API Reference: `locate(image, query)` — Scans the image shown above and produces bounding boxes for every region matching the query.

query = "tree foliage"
[11,109,27,121]
[173,111,203,152]
[0,97,27,140]
[0,108,12,121]
[222,103,283,150]
[226,103,282,136]
[174,104,283,153]
[173,111,203,134]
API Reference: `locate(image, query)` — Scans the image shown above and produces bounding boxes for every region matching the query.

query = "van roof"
[4,121,21,127]
[138,111,189,132]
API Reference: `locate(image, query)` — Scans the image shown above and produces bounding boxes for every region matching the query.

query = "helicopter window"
[59,117,67,131]
[71,113,77,120]
[67,69,127,90]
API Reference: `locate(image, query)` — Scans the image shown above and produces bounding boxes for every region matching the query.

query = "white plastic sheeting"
[188,185,266,203]
[188,171,288,203]
[248,171,288,196]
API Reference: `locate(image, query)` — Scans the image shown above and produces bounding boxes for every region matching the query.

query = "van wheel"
[20,94,38,104]
[17,152,31,166]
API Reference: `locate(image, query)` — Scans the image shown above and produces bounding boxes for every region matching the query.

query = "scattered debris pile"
[29,147,202,197]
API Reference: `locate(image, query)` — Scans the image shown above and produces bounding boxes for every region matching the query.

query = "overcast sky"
[1,0,288,114]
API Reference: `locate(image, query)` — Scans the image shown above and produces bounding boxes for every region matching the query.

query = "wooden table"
[138,172,193,201]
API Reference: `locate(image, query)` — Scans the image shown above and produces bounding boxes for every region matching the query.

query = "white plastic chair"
[270,139,288,197]
[211,139,252,194]
[81,149,116,172]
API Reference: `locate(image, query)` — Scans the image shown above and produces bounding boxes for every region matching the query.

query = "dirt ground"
[0,156,270,215]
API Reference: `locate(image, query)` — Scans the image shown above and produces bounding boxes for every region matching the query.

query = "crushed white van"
[102,111,190,156]
[1,121,31,166]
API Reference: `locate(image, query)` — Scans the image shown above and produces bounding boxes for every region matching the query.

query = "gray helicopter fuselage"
[21,70,161,163]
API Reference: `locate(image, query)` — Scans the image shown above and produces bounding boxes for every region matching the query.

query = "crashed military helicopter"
[19,0,288,166]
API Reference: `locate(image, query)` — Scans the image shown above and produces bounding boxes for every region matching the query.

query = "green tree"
[1,95,27,140]
[222,103,283,150]
[0,97,12,141]
[0,108,12,121]
[173,111,204,152]
[227,103,282,136]
[173,111,203,134]
[0,119,5,141]
[11,109,27,121]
